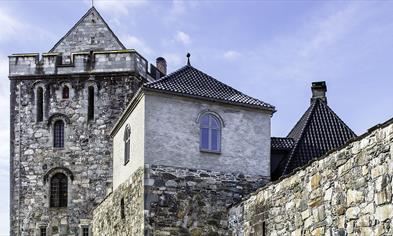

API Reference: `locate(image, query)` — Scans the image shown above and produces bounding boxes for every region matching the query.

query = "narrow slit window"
[124,125,131,165]
[53,120,65,148]
[120,198,125,220]
[199,113,221,152]
[36,87,44,122]
[62,86,69,99]
[50,173,68,208]
[88,86,94,121]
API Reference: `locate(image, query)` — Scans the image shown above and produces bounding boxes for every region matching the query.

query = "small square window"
[82,226,89,236]
[40,227,47,236]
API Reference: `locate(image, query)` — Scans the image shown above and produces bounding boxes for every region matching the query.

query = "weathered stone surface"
[92,165,268,235]
[92,168,144,235]
[10,74,141,235]
[229,122,393,235]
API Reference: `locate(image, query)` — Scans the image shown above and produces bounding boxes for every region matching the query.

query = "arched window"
[62,86,69,99]
[87,86,94,121]
[200,113,221,152]
[50,173,68,207]
[53,120,65,148]
[36,87,44,122]
[124,125,131,165]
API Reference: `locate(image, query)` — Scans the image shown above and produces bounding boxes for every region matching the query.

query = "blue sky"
[1,0,393,234]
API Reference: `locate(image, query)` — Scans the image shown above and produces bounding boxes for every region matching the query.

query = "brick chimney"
[311,81,327,104]
[156,57,167,76]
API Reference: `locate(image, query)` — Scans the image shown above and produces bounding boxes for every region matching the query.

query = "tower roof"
[49,7,125,55]
[143,65,275,111]
[280,98,356,176]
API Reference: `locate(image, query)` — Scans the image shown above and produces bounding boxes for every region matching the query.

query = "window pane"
[54,121,64,148]
[211,129,219,151]
[201,128,209,149]
[210,116,220,129]
[200,115,209,127]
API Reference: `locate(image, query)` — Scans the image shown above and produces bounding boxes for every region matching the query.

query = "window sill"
[200,149,221,155]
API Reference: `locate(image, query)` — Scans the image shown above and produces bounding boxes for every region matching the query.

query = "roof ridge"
[144,65,190,86]
[49,7,125,53]
[145,65,275,110]
[282,99,319,175]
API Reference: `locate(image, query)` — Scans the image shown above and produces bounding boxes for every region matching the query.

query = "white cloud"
[223,50,241,61]
[92,0,148,15]
[175,31,191,45]
[122,35,153,56]
[0,8,52,42]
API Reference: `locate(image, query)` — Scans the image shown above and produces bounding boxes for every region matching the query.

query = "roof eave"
[142,87,276,114]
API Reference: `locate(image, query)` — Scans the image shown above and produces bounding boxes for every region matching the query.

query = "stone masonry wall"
[10,75,141,235]
[91,165,268,236]
[229,118,393,236]
[144,165,268,236]
[92,168,144,236]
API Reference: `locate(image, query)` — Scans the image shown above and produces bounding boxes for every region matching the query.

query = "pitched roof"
[49,7,125,55]
[271,137,295,151]
[281,99,356,175]
[143,65,275,111]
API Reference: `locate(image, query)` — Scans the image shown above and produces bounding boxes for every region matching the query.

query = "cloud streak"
[175,31,191,45]
[0,8,52,43]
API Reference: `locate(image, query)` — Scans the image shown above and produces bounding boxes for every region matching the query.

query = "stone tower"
[9,7,149,235]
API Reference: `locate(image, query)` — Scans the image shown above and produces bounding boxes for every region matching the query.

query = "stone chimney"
[311,81,327,104]
[156,57,167,76]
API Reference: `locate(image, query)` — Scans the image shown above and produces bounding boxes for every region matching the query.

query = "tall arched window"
[36,87,44,122]
[87,86,94,121]
[53,120,65,148]
[200,113,221,152]
[50,173,68,207]
[62,86,69,99]
[124,125,131,165]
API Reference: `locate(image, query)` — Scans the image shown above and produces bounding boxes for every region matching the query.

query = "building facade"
[9,7,151,236]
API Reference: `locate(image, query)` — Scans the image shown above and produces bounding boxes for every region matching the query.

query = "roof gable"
[143,65,275,111]
[49,7,125,56]
[282,99,356,175]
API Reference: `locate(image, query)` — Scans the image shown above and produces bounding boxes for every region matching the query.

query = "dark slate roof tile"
[281,99,357,176]
[271,137,295,151]
[143,65,275,111]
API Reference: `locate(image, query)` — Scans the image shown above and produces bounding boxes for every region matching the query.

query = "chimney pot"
[156,57,167,76]
[311,81,327,104]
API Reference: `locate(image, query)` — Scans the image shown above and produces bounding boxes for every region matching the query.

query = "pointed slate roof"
[49,7,125,55]
[143,65,275,111]
[281,98,356,176]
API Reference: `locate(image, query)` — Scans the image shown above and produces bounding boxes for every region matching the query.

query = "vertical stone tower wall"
[10,70,143,235]
[9,7,149,236]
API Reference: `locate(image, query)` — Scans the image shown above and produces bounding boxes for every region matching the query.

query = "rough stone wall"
[9,51,148,77]
[229,119,393,236]
[50,7,124,60]
[10,75,141,235]
[91,165,268,236]
[144,165,268,235]
[92,168,144,236]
